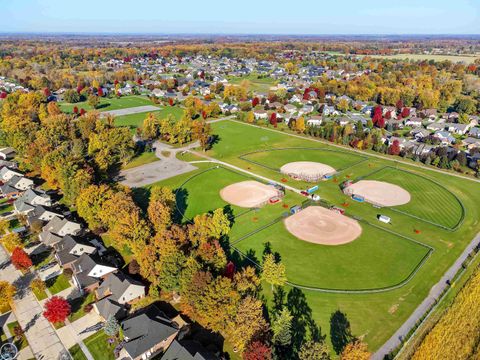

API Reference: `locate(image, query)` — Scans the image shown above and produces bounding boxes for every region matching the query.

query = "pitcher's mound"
[220,180,280,208]
[284,206,362,245]
[347,180,410,206]
[280,161,335,182]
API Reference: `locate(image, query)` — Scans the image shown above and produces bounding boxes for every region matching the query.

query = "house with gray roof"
[0,167,23,182]
[71,253,117,293]
[119,306,182,360]
[14,188,52,214]
[53,235,97,268]
[0,175,34,198]
[39,216,82,246]
[161,340,214,360]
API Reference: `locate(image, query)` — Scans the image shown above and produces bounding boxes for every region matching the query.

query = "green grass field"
[360,166,464,229]
[141,119,480,352]
[59,95,157,113]
[114,105,184,131]
[240,148,367,172]
[227,74,277,93]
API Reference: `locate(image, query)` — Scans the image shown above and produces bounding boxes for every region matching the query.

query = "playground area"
[284,206,362,245]
[280,161,336,182]
[220,180,282,208]
[344,180,411,207]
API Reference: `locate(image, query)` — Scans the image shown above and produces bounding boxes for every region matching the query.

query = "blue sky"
[1,0,479,34]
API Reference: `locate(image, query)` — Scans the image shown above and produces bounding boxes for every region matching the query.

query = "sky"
[0,0,479,35]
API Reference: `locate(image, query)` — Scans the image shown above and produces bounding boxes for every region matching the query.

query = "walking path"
[373,232,480,359]
[100,105,160,117]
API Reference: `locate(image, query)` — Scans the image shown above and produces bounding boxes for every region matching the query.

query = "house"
[361,106,374,116]
[420,109,437,120]
[383,106,397,119]
[307,116,323,127]
[469,127,480,138]
[323,105,339,116]
[253,110,268,120]
[39,216,82,246]
[54,235,97,269]
[120,306,184,360]
[0,167,23,182]
[14,188,52,214]
[26,206,62,227]
[0,175,34,198]
[71,253,117,293]
[433,131,455,144]
[411,128,430,141]
[426,122,445,132]
[161,340,213,360]
[94,272,145,320]
[462,137,480,150]
[284,104,297,114]
[445,123,470,135]
[299,104,314,115]
[405,117,423,128]
[0,147,16,160]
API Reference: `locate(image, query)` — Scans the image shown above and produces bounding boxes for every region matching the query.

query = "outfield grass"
[235,218,430,290]
[59,95,157,113]
[240,147,367,172]
[361,166,464,229]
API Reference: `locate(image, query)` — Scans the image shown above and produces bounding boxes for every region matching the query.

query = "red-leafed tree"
[43,88,51,97]
[202,110,207,119]
[401,107,410,118]
[224,261,236,279]
[137,78,142,85]
[377,117,386,128]
[372,105,383,125]
[168,98,174,106]
[388,140,401,155]
[269,113,277,127]
[0,92,7,99]
[97,87,103,97]
[76,85,84,94]
[243,341,272,360]
[395,99,404,111]
[114,79,119,86]
[11,248,32,271]
[73,106,79,114]
[385,111,392,120]
[80,108,86,116]
[43,296,71,324]
[252,97,259,107]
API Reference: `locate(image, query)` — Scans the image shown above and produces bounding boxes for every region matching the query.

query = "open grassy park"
[143,119,480,351]
[227,74,277,92]
[59,95,158,113]
[113,105,184,131]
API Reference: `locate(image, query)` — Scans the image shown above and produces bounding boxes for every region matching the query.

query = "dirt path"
[100,105,160,117]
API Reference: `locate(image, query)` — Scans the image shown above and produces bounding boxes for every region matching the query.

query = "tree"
[0,281,16,309]
[388,140,401,155]
[30,278,46,295]
[142,113,160,140]
[337,99,349,113]
[104,315,120,337]
[243,341,272,360]
[299,340,331,360]
[63,89,81,103]
[340,341,370,360]
[0,219,9,235]
[1,232,23,253]
[272,307,293,347]
[43,296,71,324]
[261,254,287,288]
[192,120,212,151]
[296,117,306,133]
[148,186,176,232]
[76,184,114,229]
[270,113,277,127]
[401,107,410,118]
[11,247,32,271]
[246,111,255,123]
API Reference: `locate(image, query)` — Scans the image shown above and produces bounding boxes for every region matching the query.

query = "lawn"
[360,166,464,229]
[69,344,88,360]
[69,292,96,322]
[83,331,116,360]
[240,147,367,173]
[46,273,71,294]
[32,286,48,301]
[59,95,157,113]
[0,203,13,214]
[227,74,277,92]
[7,321,28,350]
[101,233,133,264]
[114,105,184,132]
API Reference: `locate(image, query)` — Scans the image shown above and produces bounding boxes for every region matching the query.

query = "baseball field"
[144,119,480,352]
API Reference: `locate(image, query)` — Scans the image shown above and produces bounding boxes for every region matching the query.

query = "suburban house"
[160,340,213,360]
[284,104,297,114]
[0,147,16,160]
[253,109,268,120]
[14,188,52,214]
[0,167,23,182]
[405,117,423,127]
[94,272,146,320]
[426,122,445,132]
[433,131,455,144]
[119,306,187,360]
[307,115,323,127]
[0,175,34,198]
[53,235,97,269]
[463,137,480,150]
[323,105,339,116]
[445,123,470,135]
[39,216,82,246]
[71,253,117,293]
[26,206,63,227]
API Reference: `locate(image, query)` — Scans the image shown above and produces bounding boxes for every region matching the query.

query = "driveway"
[118,141,199,187]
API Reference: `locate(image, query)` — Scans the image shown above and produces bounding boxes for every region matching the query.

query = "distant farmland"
[363,53,480,64]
